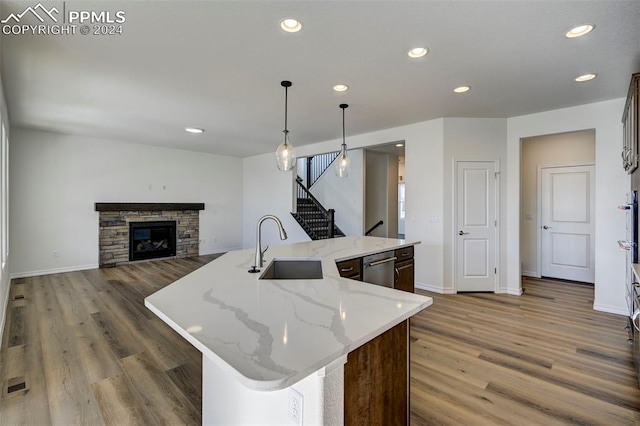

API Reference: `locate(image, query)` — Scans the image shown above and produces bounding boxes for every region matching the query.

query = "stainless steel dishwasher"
[362,250,397,288]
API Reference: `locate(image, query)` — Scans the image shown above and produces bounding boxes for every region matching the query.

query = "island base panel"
[344,320,409,425]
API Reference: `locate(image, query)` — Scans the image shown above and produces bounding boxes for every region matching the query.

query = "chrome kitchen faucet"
[248,214,287,273]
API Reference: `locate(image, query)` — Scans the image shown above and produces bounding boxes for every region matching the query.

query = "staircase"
[292,177,345,240]
[304,151,340,188]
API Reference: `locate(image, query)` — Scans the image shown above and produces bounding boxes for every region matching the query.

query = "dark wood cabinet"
[394,245,414,262]
[336,258,362,280]
[344,320,408,426]
[394,246,415,293]
[395,259,414,293]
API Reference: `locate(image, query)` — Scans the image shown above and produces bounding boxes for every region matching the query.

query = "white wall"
[311,149,364,237]
[242,152,311,250]
[520,130,596,277]
[442,118,508,293]
[243,120,446,291]
[0,32,11,342]
[506,99,629,314]
[10,128,244,277]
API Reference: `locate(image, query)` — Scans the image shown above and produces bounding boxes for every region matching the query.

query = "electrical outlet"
[288,388,303,426]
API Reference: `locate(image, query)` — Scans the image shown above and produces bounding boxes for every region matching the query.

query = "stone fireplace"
[95,203,205,267]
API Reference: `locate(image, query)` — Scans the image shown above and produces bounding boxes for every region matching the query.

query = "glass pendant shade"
[335,103,350,177]
[336,145,351,177]
[275,130,296,171]
[275,80,296,172]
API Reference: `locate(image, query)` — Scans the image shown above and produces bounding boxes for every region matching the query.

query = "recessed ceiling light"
[280,18,302,33]
[185,127,204,134]
[565,24,594,38]
[333,84,349,92]
[575,73,597,82]
[407,47,428,58]
[395,143,404,147]
[454,86,470,93]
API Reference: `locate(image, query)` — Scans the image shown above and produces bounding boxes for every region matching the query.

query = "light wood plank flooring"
[1,260,639,425]
[0,255,220,425]
[412,277,640,425]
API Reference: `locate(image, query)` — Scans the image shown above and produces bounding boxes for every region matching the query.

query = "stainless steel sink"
[259,258,323,280]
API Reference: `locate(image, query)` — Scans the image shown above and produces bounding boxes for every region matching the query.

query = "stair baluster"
[292,177,344,240]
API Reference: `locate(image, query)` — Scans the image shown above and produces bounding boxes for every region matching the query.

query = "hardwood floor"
[0,255,220,425]
[411,277,640,425]
[1,260,639,425]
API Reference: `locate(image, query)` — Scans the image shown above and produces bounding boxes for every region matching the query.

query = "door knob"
[542,225,553,230]
[458,230,468,235]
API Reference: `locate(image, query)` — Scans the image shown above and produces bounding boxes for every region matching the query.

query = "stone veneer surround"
[96,203,204,267]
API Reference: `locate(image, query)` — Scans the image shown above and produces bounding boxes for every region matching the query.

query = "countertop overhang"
[145,236,433,391]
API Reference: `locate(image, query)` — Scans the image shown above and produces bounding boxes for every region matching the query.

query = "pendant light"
[275,81,297,171]
[335,103,351,177]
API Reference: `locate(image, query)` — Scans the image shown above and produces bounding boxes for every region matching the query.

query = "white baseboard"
[415,282,456,294]
[498,287,523,295]
[593,303,627,316]
[522,270,540,278]
[10,263,98,279]
[8,249,239,279]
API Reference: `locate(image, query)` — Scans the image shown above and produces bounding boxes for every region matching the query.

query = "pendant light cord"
[340,103,348,149]
[342,107,345,148]
[284,85,288,133]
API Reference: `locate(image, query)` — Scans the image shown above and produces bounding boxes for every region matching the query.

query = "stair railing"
[296,177,335,238]
[365,220,384,236]
[306,151,340,188]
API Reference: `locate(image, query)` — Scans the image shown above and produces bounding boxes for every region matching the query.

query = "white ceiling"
[1,1,639,157]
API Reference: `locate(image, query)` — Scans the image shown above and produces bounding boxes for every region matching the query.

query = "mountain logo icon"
[1,3,59,24]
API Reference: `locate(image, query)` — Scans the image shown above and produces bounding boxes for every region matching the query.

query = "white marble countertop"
[145,236,433,391]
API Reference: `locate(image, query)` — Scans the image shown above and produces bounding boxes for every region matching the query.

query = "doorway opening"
[520,129,596,284]
[364,142,405,238]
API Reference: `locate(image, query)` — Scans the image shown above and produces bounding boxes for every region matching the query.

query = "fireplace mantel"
[95,202,205,212]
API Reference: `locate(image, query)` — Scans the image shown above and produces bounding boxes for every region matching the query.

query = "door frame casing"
[535,163,595,278]
[452,158,501,293]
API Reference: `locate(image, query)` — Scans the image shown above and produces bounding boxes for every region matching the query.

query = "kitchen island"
[145,236,433,425]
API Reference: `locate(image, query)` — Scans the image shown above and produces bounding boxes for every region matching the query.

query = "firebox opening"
[129,221,177,261]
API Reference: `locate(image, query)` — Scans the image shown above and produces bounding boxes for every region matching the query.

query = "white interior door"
[455,161,497,292]
[540,165,595,283]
